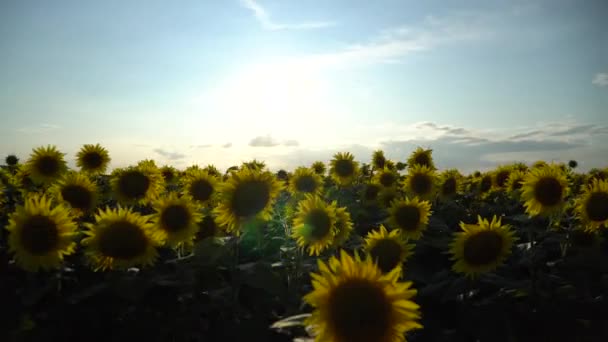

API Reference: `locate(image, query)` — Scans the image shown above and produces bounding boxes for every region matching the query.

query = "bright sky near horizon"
[1,0,607,173]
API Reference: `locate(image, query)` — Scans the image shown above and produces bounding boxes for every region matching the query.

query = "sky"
[1,0,607,173]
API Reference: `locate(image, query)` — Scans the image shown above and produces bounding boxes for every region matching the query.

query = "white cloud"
[15,123,61,134]
[239,0,335,31]
[249,135,280,147]
[592,72,608,87]
[153,148,187,161]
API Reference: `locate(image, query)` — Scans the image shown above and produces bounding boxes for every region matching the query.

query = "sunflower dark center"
[495,170,510,188]
[364,184,380,201]
[533,177,563,206]
[99,220,148,259]
[6,155,19,166]
[414,153,431,167]
[276,170,288,181]
[61,185,93,210]
[36,156,60,176]
[511,178,523,190]
[231,180,270,217]
[463,230,503,266]
[441,178,457,196]
[295,175,317,193]
[20,215,59,255]
[197,216,218,240]
[313,164,326,175]
[328,279,392,342]
[161,205,191,232]
[394,205,421,231]
[190,179,214,202]
[82,152,104,169]
[410,173,432,195]
[480,176,492,193]
[334,159,355,177]
[305,209,331,240]
[370,238,403,273]
[379,172,396,187]
[585,192,608,222]
[118,171,150,199]
[161,170,175,181]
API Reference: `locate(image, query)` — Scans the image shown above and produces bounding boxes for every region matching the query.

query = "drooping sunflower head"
[330,152,360,186]
[292,195,337,256]
[76,144,111,174]
[407,147,435,170]
[214,168,283,235]
[25,145,68,185]
[6,194,77,271]
[362,183,382,206]
[311,161,327,176]
[404,164,436,199]
[373,168,400,189]
[438,169,463,200]
[289,167,324,196]
[180,169,219,205]
[111,163,164,205]
[493,165,513,190]
[449,215,516,278]
[304,250,422,342]
[575,179,608,231]
[521,165,570,217]
[241,159,267,171]
[82,206,164,271]
[150,193,203,247]
[5,154,19,166]
[372,150,387,170]
[48,172,98,216]
[332,204,354,247]
[387,196,432,240]
[506,169,526,196]
[364,225,413,274]
[276,169,289,181]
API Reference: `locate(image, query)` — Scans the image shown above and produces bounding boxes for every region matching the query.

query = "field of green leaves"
[1,145,607,342]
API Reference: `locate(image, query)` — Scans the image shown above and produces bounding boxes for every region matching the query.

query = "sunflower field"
[1,145,608,342]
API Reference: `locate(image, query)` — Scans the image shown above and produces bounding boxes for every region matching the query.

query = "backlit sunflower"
[11,166,37,195]
[575,179,608,231]
[362,183,382,206]
[6,194,77,271]
[25,145,68,185]
[521,165,569,217]
[493,165,513,190]
[292,195,338,256]
[403,164,436,200]
[332,204,354,247]
[438,169,463,200]
[289,167,324,196]
[111,163,164,205]
[150,193,203,247]
[160,165,178,183]
[76,144,111,174]
[372,150,387,170]
[330,152,359,186]
[449,215,516,278]
[477,173,493,198]
[304,250,422,342]
[406,147,435,170]
[214,168,282,235]
[364,225,413,274]
[203,164,222,178]
[506,170,526,196]
[180,169,219,205]
[312,161,327,176]
[387,197,432,240]
[48,172,98,216]
[373,168,400,189]
[82,206,163,271]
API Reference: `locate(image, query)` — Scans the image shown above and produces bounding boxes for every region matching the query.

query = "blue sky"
[1,0,606,172]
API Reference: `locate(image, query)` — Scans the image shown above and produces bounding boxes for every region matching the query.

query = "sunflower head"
[407,147,435,170]
[532,160,548,169]
[181,169,219,205]
[150,193,203,247]
[111,163,164,205]
[438,169,462,200]
[48,172,98,216]
[196,214,221,241]
[404,164,436,199]
[449,215,516,278]
[395,162,406,171]
[387,196,432,240]
[160,165,178,183]
[82,206,164,271]
[25,145,68,185]
[372,150,387,170]
[373,168,400,189]
[493,165,513,190]
[276,169,289,181]
[311,161,327,176]
[521,165,570,217]
[5,154,19,166]
[203,164,222,178]
[477,173,493,197]
[568,160,578,169]
[362,183,382,205]
[12,166,37,195]
[332,204,354,247]
[506,169,526,196]
[364,225,413,274]
[214,168,283,235]
[292,195,337,256]
[575,179,608,231]
[76,144,111,174]
[6,194,77,271]
[330,152,359,187]
[304,250,422,342]
[242,159,267,171]
[289,167,323,196]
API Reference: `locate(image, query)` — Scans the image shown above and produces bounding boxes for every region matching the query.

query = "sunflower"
[396,162,407,171]
[303,250,422,342]
[362,183,382,206]
[493,165,513,190]
[5,154,19,167]
[12,166,37,195]
[406,147,435,170]
[276,169,289,181]
[312,161,327,176]
[521,165,569,217]
[449,215,516,277]
[203,164,222,178]
[387,197,432,240]
[477,173,493,198]
[150,193,203,247]
[292,195,338,256]
[372,150,387,170]
[506,169,526,195]
[532,160,548,169]
[160,165,178,183]
[438,169,463,200]
[364,225,413,274]
[575,179,608,231]
[214,168,282,235]
[181,169,219,205]
[76,144,111,174]
[242,159,266,171]
[25,145,67,185]
[373,168,400,189]
[378,187,399,209]
[48,172,98,216]
[111,163,164,205]
[6,194,77,271]
[330,152,359,186]
[196,214,221,241]
[82,206,163,271]
[403,164,436,200]
[332,204,354,247]
[289,167,324,196]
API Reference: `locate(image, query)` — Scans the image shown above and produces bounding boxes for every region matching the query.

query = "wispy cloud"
[15,123,60,134]
[249,135,280,147]
[592,72,608,87]
[190,144,212,149]
[239,0,335,31]
[153,148,186,161]
[222,142,233,148]
[284,139,299,147]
